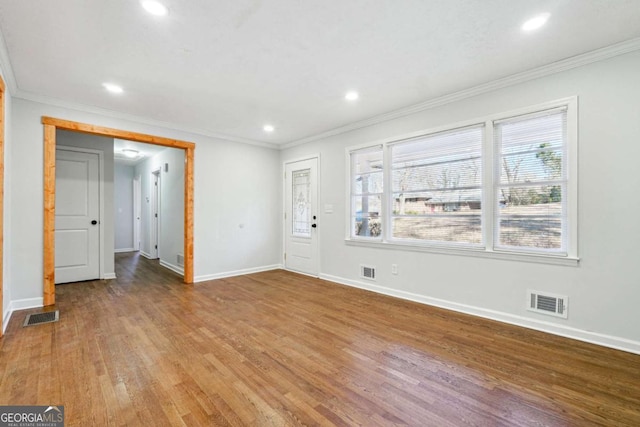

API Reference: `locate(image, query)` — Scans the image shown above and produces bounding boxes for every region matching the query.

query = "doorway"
[42,117,195,306]
[284,157,319,276]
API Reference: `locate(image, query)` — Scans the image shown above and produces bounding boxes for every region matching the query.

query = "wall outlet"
[391,264,398,275]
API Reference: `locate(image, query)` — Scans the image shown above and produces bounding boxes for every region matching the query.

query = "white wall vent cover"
[177,254,184,267]
[527,290,568,319]
[360,265,376,280]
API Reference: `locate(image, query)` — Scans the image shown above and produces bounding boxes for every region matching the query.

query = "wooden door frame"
[42,117,195,306]
[0,76,5,336]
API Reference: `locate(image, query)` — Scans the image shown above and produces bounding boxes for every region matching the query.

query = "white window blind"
[494,108,568,253]
[390,125,484,245]
[350,146,383,238]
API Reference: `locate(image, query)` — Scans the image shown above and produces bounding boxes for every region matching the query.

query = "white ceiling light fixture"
[522,13,550,32]
[263,124,275,133]
[102,83,124,94]
[122,149,140,158]
[345,91,359,101]
[142,0,169,16]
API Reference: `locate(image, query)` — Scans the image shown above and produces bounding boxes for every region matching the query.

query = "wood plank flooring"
[1,252,639,426]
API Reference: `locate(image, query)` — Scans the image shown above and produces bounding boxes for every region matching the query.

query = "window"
[350,146,383,238]
[390,125,484,246]
[494,108,568,254]
[347,98,577,263]
[292,168,312,237]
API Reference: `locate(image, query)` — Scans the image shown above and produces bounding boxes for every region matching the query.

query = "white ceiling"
[113,139,169,165]
[1,1,639,146]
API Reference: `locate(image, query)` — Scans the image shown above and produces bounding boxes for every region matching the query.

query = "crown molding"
[14,90,279,150]
[281,37,640,150]
[0,27,18,94]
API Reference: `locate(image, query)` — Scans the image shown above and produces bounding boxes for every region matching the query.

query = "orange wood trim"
[0,75,5,335]
[184,147,194,283]
[42,117,195,303]
[41,117,195,150]
[43,124,56,306]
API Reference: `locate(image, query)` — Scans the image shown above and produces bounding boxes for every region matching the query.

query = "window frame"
[345,97,579,266]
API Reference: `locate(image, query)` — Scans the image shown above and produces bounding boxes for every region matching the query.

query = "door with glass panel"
[284,158,318,276]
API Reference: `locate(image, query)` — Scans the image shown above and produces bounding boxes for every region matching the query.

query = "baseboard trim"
[114,248,136,253]
[139,251,153,260]
[159,260,184,276]
[2,307,11,334]
[103,273,117,280]
[3,297,45,334]
[319,273,640,356]
[195,264,282,283]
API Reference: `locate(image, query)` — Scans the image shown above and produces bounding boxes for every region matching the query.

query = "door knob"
[91,220,98,225]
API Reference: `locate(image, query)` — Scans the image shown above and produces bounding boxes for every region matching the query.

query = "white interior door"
[285,158,319,276]
[55,149,100,284]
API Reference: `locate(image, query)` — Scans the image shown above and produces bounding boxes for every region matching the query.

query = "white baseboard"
[3,306,11,334]
[159,260,184,276]
[195,264,282,283]
[103,273,117,280]
[319,273,640,356]
[139,251,153,260]
[3,297,44,334]
[114,248,136,253]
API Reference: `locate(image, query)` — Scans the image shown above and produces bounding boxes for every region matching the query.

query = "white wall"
[2,67,13,332]
[134,148,184,272]
[114,163,134,251]
[56,130,115,279]
[193,140,282,280]
[281,50,640,353]
[7,98,281,307]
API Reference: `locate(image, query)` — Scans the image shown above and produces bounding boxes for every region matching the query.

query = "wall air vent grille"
[527,290,568,319]
[360,265,376,280]
[24,311,60,327]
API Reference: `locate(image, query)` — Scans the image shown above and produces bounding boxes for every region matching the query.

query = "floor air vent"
[527,290,568,319]
[23,311,60,327]
[360,265,376,280]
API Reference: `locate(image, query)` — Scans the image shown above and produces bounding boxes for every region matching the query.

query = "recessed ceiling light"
[522,13,550,32]
[122,149,140,158]
[142,0,168,16]
[345,91,359,101]
[102,83,124,94]
[263,124,275,133]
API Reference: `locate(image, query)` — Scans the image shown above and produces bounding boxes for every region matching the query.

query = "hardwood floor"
[1,253,639,426]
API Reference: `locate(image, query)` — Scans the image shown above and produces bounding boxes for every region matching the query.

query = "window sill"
[344,239,579,267]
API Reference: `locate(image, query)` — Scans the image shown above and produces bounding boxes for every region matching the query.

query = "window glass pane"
[495,109,567,253]
[292,169,311,237]
[353,216,382,237]
[392,215,482,244]
[392,189,482,215]
[353,171,383,194]
[390,126,483,245]
[496,185,564,250]
[350,147,383,238]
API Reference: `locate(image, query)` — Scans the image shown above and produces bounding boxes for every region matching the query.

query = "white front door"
[285,158,319,276]
[55,149,100,284]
